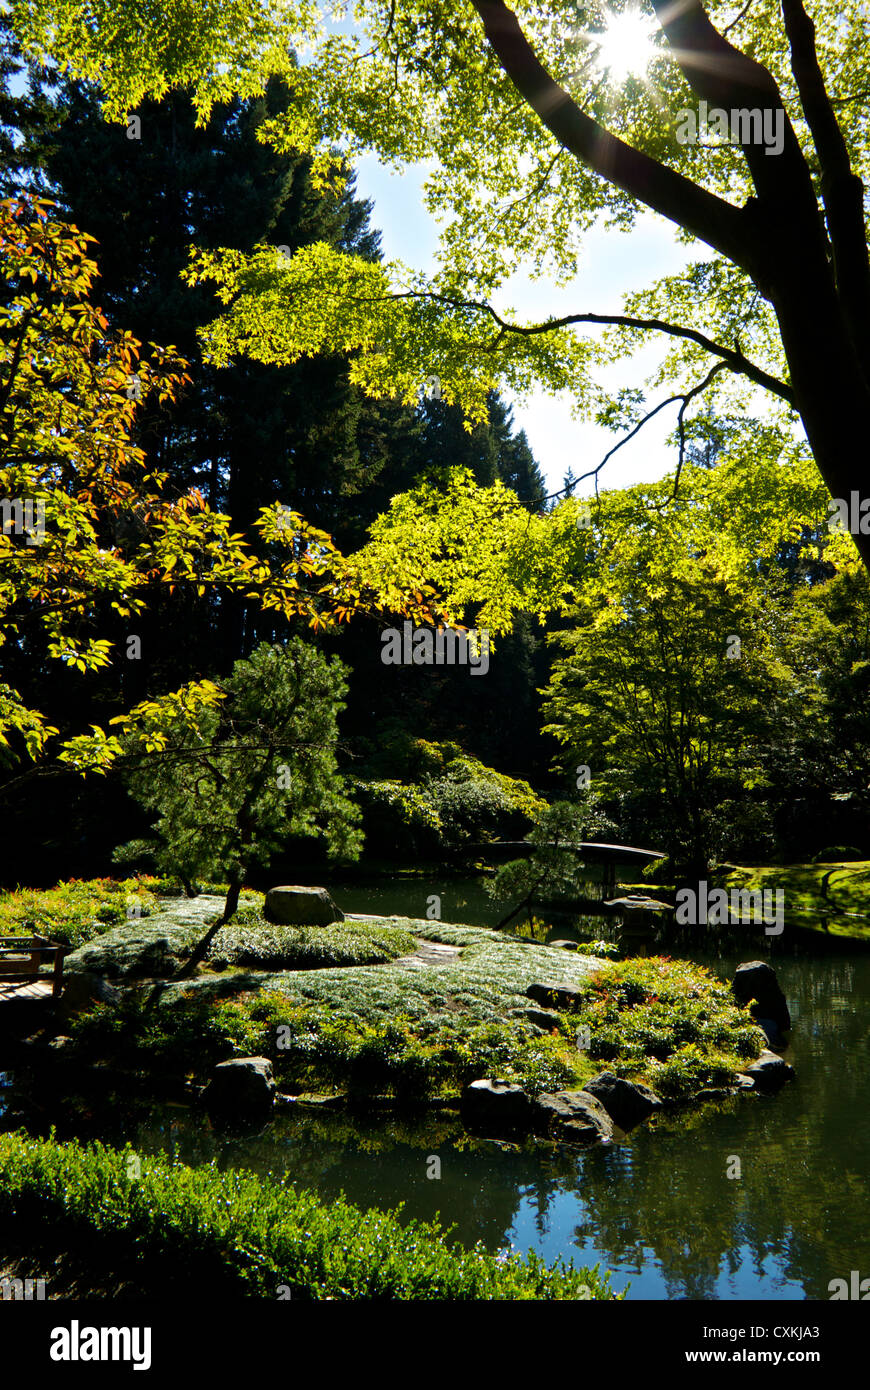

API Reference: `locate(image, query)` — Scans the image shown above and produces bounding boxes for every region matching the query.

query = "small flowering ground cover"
[58,887,765,1104]
[0,877,166,949]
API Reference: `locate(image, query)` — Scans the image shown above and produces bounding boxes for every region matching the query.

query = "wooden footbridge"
[472,840,666,903]
[0,936,66,1008]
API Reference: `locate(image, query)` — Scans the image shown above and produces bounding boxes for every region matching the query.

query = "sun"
[592,7,659,84]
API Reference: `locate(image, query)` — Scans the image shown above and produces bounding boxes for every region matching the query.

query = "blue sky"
[355,154,702,497]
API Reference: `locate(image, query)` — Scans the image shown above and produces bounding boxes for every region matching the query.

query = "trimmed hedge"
[0,1133,620,1300]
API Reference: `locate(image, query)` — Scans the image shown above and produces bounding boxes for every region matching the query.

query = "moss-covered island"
[4,878,772,1109]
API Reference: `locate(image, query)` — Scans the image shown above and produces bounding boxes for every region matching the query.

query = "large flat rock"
[264,886,344,926]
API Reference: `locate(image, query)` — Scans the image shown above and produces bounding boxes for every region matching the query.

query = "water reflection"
[76,949,857,1300]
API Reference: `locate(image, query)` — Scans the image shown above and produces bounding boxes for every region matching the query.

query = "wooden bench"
[0,934,67,998]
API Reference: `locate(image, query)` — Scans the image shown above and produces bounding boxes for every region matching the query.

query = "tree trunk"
[173,871,242,979]
[771,273,870,573]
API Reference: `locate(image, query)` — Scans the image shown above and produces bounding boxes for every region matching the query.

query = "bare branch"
[722,0,756,37]
[383,289,795,404]
[540,361,730,510]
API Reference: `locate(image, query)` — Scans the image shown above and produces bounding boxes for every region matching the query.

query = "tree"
[115,640,362,956]
[0,195,445,803]
[534,427,844,870]
[760,567,870,857]
[544,558,783,874]
[487,800,603,930]
[13,0,870,571]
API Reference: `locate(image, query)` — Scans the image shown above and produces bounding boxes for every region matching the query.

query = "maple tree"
[0,195,443,794]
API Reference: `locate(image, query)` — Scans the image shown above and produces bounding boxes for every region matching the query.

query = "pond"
[6,875,870,1300]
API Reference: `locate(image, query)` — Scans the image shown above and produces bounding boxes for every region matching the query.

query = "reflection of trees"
[556,954,870,1298]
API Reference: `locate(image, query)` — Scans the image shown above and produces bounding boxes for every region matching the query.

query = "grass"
[0,1132,620,1299]
[715,862,870,941]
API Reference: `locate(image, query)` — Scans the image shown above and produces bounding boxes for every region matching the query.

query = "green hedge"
[0,1133,620,1300]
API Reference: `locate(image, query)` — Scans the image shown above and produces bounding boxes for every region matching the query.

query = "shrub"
[651,1045,738,1100]
[0,1133,621,1299]
[572,957,765,1091]
[812,845,865,863]
[0,877,161,949]
[573,939,620,958]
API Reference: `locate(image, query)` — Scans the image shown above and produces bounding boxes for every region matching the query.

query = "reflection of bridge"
[472,841,665,904]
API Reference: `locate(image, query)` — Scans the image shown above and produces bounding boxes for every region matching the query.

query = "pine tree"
[115,640,361,954]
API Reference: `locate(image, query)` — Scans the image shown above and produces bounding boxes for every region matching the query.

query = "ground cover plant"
[205,912,419,971]
[0,877,165,949]
[59,893,259,977]
[64,893,766,1105]
[0,1132,620,1299]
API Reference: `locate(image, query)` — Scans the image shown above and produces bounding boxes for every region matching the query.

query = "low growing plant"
[0,1132,622,1299]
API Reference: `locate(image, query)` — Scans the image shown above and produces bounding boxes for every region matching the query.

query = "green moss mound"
[207,912,418,970]
[0,1133,620,1300]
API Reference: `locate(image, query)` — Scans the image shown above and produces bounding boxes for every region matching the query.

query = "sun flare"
[592,7,659,84]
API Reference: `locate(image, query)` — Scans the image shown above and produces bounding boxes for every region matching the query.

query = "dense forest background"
[0,30,558,884]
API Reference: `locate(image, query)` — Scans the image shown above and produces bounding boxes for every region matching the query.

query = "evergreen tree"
[115,640,361,942]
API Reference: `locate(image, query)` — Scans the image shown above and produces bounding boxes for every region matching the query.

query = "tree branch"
[470,0,756,273]
[385,289,795,404]
[541,361,730,509]
[780,0,870,372]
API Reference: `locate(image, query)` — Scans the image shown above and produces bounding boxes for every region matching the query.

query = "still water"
[14,877,870,1299]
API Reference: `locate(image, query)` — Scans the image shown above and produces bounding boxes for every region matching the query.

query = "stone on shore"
[582,1070,662,1131]
[202,1056,277,1120]
[732,961,791,1032]
[460,1079,536,1132]
[743,1049,795,1091]
[534,1090,614,1144]
[263,886,344,927]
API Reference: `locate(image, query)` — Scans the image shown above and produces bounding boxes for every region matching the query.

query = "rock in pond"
[534,1090,614,1144]
[755,1016,786,1049]
[525,981,586,1010]
[582,1070,662,1130]
[203,1056,277,1121]
[263,885,344,926]
[743,1049,795,1091]
[732,961,791,1032]
[460,1079,537,1132]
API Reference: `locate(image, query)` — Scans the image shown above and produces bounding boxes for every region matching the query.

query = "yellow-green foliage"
[719,862,870,940]
[0,877,162,948]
